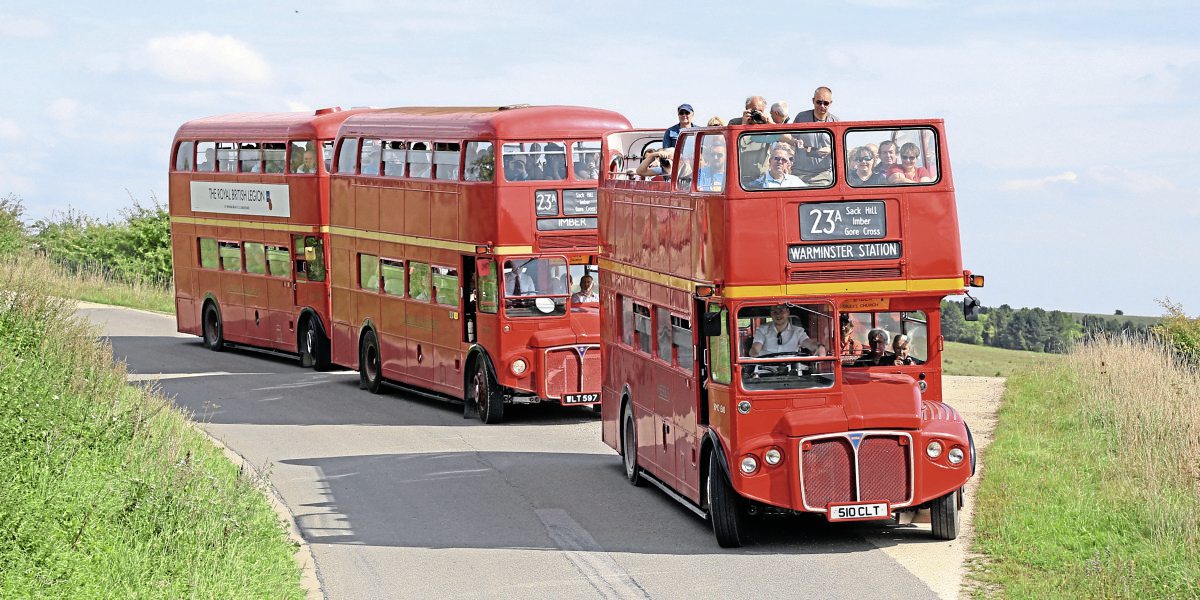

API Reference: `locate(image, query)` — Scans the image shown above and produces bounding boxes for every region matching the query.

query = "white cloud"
[1002,171,1078,190]
[285,100,313,113]
[144,32,271,86]
[0,118,22,141]
[0,15,50,38]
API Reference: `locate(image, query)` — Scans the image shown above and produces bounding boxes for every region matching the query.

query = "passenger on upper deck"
[886,142,934,184]
[792,86,840,123]
[574,150,599,180]
[853,329,893,366]
[846,146,886,186]
[876,140,900,176]
[891,334,923,365]
[543,143,567,179]
[697,138,727,192]
[526,143,546,180]
[749,143,805,189]
[769,101,790,124]
[635,148,673,181]
[729,96,769,126]
[198,148,216,172]
[663,104,693,149]
[505,154,529,182]
[570,275,598,303]
[707,116,726,126]
[750,304,824,357]
[294,149,318,174]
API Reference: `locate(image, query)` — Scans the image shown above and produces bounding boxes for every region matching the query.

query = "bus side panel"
[173,227,199,336]
[379,294,407,378]
[219,270,246,341]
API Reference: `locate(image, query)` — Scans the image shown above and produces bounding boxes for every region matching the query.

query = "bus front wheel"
[359,330,383,394]
[708,451,745,548]
[473,362,503,424]
[930,488,961,540]
[621,402,643,486]
[202,304,224,352]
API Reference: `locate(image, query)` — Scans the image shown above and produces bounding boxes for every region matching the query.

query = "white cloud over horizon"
[143,32,271,86]
[1003,171,1078,190]
[0,15,50,38]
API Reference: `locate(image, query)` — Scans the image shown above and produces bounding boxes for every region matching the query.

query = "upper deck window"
[289,141,317,174]
[737,130,834,190]
[216,142,237,173]
[503,142,566,182]
[697,134,727,192]
[571,141,601,181]
[263,143,286,173]
[844,127,939,187]
[673,135,695,192]
[434,142,461,180]
[238,143,261,173]
[196,142,216,172]
[335,138,358,174]
[408,141,433,179]
[360,139,382,176]
[383,141,407,177]
[464,142,494,182]
[175,141,194,171]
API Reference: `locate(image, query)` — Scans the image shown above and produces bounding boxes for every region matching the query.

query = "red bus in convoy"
[169,108,368,368]
[598,119,984,546]
[326,106,631,422]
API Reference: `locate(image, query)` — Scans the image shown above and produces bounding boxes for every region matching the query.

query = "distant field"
[1068,311,1160,327]
[942,341,1059,377]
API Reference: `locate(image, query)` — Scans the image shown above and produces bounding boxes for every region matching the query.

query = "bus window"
[336,138,358,174]
[656,307,672,363]
[738,130,834,190]
[673,134,695,192]
[571,140,601,180]
[175,141,194,171]
[844,127,938,187]
[708,304,731,384]
[360,139,382,176]
[239,142,261,173]
[672,315,693,370]
[621,297,634,346]
[736,302,835,391]
[434,142,460,180]
[567,262,599,312]
[432,266,459,305]
[842,310,928,366]
[464,142,493,181]
[408,262,431,302]
[383,141,407,177]
[198,238,218,269]
[294,235,326,281]
[216,142,237,172]
[263,143,286,173]
[322,140,335,172]
[359,253,380,291]
[408,141,432,179]
[245,242,266,274]
[633,303,652,354]
[476,259,498,314]
[503,142,566,182]
[502,257,567,317]
[289,140,314,173]
[697,134,727,192]
[218,241,243,272]
[196,142,215,172]
[266,245,290,277]
[381,258,405,296]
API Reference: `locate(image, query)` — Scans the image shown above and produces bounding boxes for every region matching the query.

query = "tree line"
[940,298,1160,354]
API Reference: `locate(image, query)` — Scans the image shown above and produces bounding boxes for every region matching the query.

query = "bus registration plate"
[827,501,891,522]
[562,393,599,404]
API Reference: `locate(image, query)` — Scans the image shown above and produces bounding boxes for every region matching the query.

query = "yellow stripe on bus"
[170,216,320,233]
[327,226,478,253]
[598,259,706,291]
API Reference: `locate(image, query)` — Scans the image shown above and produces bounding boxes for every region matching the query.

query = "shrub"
[1154,299,1200,366]
[0,193,27,258]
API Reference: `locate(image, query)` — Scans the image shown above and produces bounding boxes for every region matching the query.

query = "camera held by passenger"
[659,157,671,171]
[748,109,768,125]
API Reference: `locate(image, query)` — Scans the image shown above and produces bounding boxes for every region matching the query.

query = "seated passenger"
[748,143,806,189]
[891,334,923,365]
[887,142,933,184]
[526,143,547,180]
[570,275,598,303]
[750,304,824,356]
[840,316,864,360]
[293,149,318,174]
[542,144,567,179]
[853,329,893,366]
[696,142,727,192]
[573,151,599,180]
[635,148,673,181]
[505,155,529,182]
[845,146,887,186]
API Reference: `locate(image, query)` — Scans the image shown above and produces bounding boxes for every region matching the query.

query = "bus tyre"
[202,304,224,352]
[473,362,503,424]
[300,320,331,371]
[359,330,383,394]
[621,402,643,486]
[708,451,745,548]
[930,488,961,540]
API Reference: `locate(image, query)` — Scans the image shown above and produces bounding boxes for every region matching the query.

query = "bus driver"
[749,304,824,356]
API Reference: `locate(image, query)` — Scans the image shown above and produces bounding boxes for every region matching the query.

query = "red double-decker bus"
[326,106,631,422]
[169,108,368,368]
[598,119,984,546]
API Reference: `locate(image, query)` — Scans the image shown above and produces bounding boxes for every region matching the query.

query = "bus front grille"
[858,436,911,504]
[801,438,855,507]
[543,345,600,399]
[800,433,913,511]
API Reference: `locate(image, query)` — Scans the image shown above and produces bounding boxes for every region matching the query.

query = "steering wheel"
[747,351,807,377]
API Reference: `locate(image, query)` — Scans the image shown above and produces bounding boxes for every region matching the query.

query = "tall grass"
[969,336,1200,598]
[0,259,303,598]
[14,251,173,314]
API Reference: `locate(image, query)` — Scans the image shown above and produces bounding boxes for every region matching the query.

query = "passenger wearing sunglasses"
[791,86,840,124]
[749,304,824,357]
[748,143,805,189]
[845,146,887,186]
[662,103,693,149]
[886,142,934,184]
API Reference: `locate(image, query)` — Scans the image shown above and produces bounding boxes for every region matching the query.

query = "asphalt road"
[85,303,968,600]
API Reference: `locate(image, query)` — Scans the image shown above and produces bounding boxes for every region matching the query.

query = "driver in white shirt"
[750,304,824,356]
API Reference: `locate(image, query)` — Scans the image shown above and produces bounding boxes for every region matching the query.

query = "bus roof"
[337,105,632,140]
[173,107,371,141]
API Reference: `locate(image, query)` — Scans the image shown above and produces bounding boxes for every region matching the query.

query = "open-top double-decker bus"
[169,108,368,368]
[598,119,984,546]
[327,106,631,422]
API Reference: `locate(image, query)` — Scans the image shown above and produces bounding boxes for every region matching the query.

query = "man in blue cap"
[662,103,693,148]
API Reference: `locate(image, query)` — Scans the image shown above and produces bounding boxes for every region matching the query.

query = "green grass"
[968,339,1200,598]
[1068,311,1160,327]
[0,258,304,598]
[942,341,1060,377]
[21,252,173,314]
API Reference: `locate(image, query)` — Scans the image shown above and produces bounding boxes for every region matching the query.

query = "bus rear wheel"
[202,304,224,352]
[708,451,745,548]
[473,362,504,424]
[359,330,383,394]
[930,488,962,540]
[621,402,643,486]
[300,319,331,371]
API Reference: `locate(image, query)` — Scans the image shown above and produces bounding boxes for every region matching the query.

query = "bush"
[31,194,171,287]
[1154,299,1200,366]
[0,194,27,258]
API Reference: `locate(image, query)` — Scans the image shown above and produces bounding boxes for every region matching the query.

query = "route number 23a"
[808,208,842,234]
[536,192,558,214]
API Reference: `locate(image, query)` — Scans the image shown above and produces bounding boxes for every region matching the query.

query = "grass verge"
[943,341,1061,377]
[0,258,303,598]
[968,337,1200,598]
[18,251,173,314]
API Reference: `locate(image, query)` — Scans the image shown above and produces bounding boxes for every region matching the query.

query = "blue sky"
[2,1,1197,316]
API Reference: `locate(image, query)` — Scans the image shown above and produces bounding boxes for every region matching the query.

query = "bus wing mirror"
[702,311,723,336]
[964,296,981,322]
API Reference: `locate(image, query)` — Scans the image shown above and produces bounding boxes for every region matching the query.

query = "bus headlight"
[739,455,758,474]
[926,440,943,459]
[510,359,528,376]
[737,400,752,414]
[948,447,964,465]
[764,447,783,465]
